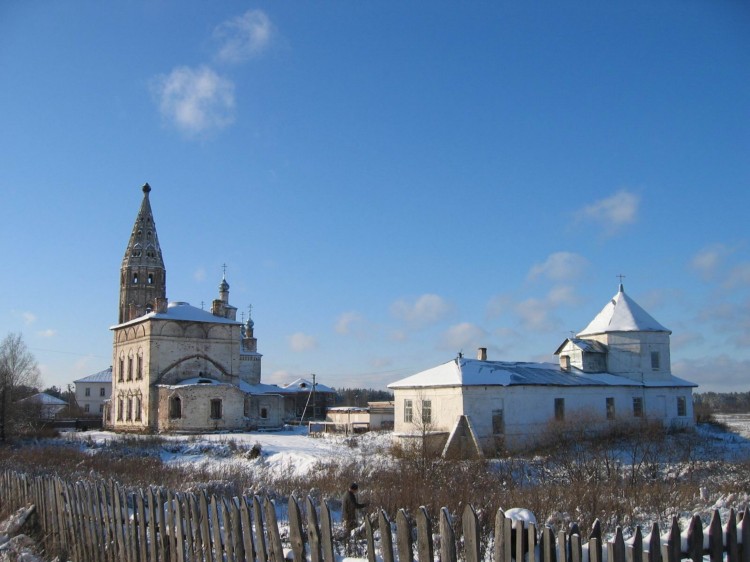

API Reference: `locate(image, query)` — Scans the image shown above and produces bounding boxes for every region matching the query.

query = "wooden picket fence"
[1,470,748,562]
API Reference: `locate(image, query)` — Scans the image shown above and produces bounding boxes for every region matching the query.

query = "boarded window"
[421,400,432,424]
[260,407,268,419]
[555,398,565,421]
[606,397,615,420]
[210,399,222,420]
[492,409,505,434]
[170,396,181,419]
[633,397,643,418]
[677,396,687,417]
[404,399,413,423]
[651,352,660,370]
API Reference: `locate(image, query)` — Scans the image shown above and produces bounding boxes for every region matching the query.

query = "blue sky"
[1,2,748,393]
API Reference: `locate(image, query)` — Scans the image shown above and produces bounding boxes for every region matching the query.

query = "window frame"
[404,399,413,423]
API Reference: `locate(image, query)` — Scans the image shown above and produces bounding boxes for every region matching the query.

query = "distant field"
[714,413,750,438]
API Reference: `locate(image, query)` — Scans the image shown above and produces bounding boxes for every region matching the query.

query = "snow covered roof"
[278,378,336,394]
[158,377,288,396]
[74,366,113,384]
[553,338,608,355]
[387,358,696,389]
[18,392,68,406]
[111,301,240,329]
[577,284,670,336]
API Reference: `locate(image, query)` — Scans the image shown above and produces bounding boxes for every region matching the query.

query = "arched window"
[170,396,181,419]
[135,395,142,421]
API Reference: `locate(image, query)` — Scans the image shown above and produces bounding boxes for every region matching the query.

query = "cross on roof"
[617,274,626,283]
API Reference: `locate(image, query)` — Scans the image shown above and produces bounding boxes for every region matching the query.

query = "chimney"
[477,347,487,361]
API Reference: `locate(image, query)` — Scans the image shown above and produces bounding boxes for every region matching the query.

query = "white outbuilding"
[388,284,697,456]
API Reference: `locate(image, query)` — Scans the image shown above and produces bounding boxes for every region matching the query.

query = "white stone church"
[105,184,288,432]
[388,284,697,455]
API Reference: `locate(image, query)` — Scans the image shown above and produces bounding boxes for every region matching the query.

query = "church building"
[106,184,286,432]
[388,283,697,456]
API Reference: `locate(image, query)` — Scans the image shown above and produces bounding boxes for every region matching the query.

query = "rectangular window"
[677,396,687,417]
[118,359,124,382]
[633,397,643,418]
[492,409,505,434]
[136,355,143,380]
[85,387,91,397]
[84,403,90,412]
[606,397,615,420]
[421,400,432,424]
[651,352,660,370]
[260,407,268,419]
[555,398,565,421]
[127,357,133,381]
[100,387,106,397]
[404,399,413,423]
[135,397,142,421]
[99,404,104,413]
[210,399,222,420]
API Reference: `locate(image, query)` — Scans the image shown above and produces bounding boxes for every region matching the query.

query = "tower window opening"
[147,273,154,284]
[132,273,138,284]
[170,396,181,419]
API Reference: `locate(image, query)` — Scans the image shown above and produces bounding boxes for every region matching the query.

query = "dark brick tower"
[118,183,167,323]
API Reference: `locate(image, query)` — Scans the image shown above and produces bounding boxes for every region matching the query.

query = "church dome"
[577,284,670,337]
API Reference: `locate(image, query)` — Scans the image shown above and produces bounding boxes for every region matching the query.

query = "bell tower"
[118,183,167,323]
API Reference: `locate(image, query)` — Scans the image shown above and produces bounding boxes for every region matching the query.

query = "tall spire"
[118,183,167,323]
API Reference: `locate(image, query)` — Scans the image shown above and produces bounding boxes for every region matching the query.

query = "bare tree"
[0,333,42,441]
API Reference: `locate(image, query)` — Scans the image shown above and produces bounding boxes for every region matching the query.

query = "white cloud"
[390,294,452,328]
[486,294,511,320]
[289,332,317,352]
[673,355,750,393]
[335,311,363,335]
[724,263,750,290]
[214,10,273,64]
[690,244,731,281]
[528,252,589,282]
[23,312,37,325]
[266,369,293,385]
[152,65,235,136]
[439,322,487,352]
[193,267,206,282]
[515,297,561,332]
[36,329,56,338]
[547,285,580,307]
[578,190,639,235]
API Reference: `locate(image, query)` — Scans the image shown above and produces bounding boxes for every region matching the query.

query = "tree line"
[333,387,394,407]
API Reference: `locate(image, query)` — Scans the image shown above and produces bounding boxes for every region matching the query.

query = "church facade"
[388,284,697,456]
[106,184,285,432]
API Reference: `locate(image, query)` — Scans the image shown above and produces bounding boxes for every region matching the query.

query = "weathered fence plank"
[304,496,322,562]
[415,506,433,562]
[396,509,413,562]
[253,495,268,562]
[379,509,394,562]
[687,513,703,562]
[741,507,750,562]
[240,496,256,562]
[365,510,376,562]
[289,495,306,562]
[463,504,480,562]
[263,497,284,562]
[440,506,457,562]
[319,499,335,562]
